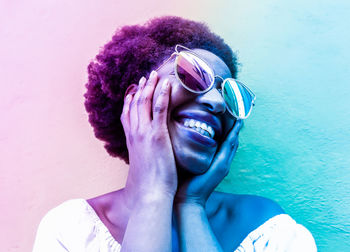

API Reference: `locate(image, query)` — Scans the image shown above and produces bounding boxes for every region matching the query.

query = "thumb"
[203,120,243,181]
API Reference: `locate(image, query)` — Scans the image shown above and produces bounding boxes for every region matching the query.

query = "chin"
[169,120,218,176]
[174,149,213,175]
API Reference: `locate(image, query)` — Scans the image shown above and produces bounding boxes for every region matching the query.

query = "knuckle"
[154,105,166,114]
[130,99,137,108]
[140,96,151,105]
[134,130,144,140]
[159,88,168,96]
[136,95,143,105]
[151,132,165,143]
[127,133,134,145]
[230,135,239,146]
[137,128,147,137]
[231,138,239,148]
[132,128,147,141]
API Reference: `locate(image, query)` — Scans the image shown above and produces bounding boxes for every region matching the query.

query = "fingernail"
[150,70,157,78]
[139,76,146,86]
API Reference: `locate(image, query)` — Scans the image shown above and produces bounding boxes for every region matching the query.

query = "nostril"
[205,102,226,115]
[197,89,226,115]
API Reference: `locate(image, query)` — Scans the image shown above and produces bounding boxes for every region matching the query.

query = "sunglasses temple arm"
[155,53,176,72]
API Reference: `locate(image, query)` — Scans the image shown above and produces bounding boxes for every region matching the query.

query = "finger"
[228,138,239,164]
[129,78,145,132]
[121,84,138,133]
[138,71,157,125]
[226,120,242,147]
[120,93,133,135]
[152,78,170,129]
[138,76,147,89]
[213,119,242,165]
[196,120,242,186]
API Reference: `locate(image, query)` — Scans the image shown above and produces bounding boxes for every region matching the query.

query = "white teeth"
[208,127,214,138]
[182,118,215,139]
[189,119,195,127]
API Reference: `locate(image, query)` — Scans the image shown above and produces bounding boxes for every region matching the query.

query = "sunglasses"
[156,45,256,120]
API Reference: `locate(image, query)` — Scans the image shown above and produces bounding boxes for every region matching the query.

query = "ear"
[124,84,138,99]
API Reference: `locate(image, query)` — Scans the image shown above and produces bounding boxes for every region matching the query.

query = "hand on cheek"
[175,120,243,207]
[121,71,178,199]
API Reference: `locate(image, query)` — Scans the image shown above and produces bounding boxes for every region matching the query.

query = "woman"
[33,16,317,251]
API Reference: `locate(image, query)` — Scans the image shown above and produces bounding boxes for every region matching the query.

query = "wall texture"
[1,1,349,251]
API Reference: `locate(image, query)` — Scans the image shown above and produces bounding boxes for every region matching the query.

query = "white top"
[32,199,317,252]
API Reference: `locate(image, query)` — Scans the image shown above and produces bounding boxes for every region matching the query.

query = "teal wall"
[209,1,350,250]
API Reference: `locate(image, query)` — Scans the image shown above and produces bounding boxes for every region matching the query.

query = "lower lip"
[175,121,217,147]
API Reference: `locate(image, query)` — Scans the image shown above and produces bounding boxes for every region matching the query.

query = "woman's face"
[152,48,236,174]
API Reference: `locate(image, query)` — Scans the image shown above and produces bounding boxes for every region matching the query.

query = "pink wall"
[0,1,215,251]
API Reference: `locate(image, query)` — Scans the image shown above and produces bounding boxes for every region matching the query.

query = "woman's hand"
[121,71,178,200]
[174,120,243,207]
[120,71,178,252]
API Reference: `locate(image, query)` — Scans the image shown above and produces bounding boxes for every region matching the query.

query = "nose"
[195,87,226,115]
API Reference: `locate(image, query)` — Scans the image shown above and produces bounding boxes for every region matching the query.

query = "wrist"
[139,189,175,205]
[174,199,206,210]
[174,201,206,219]
[174,195,206,208]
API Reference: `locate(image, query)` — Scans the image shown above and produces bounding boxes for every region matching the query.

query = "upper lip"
[174,111,222,140]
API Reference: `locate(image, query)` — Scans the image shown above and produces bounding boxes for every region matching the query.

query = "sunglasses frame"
[156,44,256,119]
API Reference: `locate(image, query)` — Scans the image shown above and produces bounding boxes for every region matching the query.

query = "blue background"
[207,1,350,250]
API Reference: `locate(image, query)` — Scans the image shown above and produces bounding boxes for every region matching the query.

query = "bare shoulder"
[206,191,285,251]
[214,191,285,221]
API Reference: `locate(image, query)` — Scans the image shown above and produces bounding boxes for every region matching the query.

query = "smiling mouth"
[174,119,217,148]
[174,115,221,144]
[180,118,215,139]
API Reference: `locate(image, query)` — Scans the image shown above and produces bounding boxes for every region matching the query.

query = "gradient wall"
[1,1,349,251]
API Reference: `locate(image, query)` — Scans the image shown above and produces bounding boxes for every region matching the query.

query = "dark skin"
[87,49,284,251]
[88,191,284,251]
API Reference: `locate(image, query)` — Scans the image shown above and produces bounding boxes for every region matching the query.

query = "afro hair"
[84,16,239,164]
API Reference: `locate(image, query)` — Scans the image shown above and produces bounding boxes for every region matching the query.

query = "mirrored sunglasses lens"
[176,52,214,92]
[223,79,255,118]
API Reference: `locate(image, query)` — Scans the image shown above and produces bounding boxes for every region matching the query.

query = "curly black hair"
[84,16,239,164]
